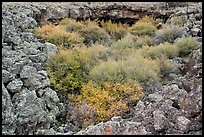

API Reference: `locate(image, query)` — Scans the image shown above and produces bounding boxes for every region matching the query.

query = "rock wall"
[2,3,63,135]
[2,2,202,135]
[24,2,168,24]
[1,2,182,26]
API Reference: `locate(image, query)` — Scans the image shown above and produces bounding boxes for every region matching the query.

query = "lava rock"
[7,79,23,93]
[175,116,191,133]
[153,110,169,131]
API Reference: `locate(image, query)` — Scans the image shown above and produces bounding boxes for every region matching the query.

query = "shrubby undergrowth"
[154,24,185,43]
[35,16,199,129]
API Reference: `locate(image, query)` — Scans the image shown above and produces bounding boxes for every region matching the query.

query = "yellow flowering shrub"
[72,81,144,126]
[35,24,84,48]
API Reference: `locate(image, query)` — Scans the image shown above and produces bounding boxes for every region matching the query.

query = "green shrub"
[83,44,111,63]
[73,44,111,73]
[47,48,87,94]
[155,24,184,43]
[59,18,84,32]
[110,33,154,60]
[78,24,111,46]
[111,33,153,49]
[175,37,199,56]
[89,59,126,83]
[124,54,161,85]
[111,33,136,50]
[169,16,187,26]
[129,21,157,36]
[129,16,158,36]
[135,35,154,48]
[100,20,129,40]
[143,42,179,59]
[155,55,173,77]
[89,54,160,86]
[47,43,111,94]
[110,33,135,60]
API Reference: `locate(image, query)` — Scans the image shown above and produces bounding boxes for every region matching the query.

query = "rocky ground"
[2,2,202,135]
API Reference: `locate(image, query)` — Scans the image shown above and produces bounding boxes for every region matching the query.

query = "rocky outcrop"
[167,2,202,37]
[2,3,62,135]
[1,2,184,26]
[30,2,168,24]
[2,2,202,135]
[3,2,202,33]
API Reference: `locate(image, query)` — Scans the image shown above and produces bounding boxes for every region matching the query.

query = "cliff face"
[2,2,202,135]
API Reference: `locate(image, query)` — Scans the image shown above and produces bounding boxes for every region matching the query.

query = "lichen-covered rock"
[2,69,15,84]
[147,93,163,103]
[12,88,57,134]
[2,2,65,135]
[28,53,47,63]
[7,79,23,93]
[44,42,58,55]
[153,110,169,131]
[42,88,61,116]
[2,83,16,135]
[20,66,50,90]
[36,128,57,135]
[21,32,35,42]
[175,116,191,133]
[2,18,22,45]
[20,65,37,78]
[70,8,81,19]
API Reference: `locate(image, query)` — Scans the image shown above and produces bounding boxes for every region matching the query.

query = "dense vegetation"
[35,16,199,129]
